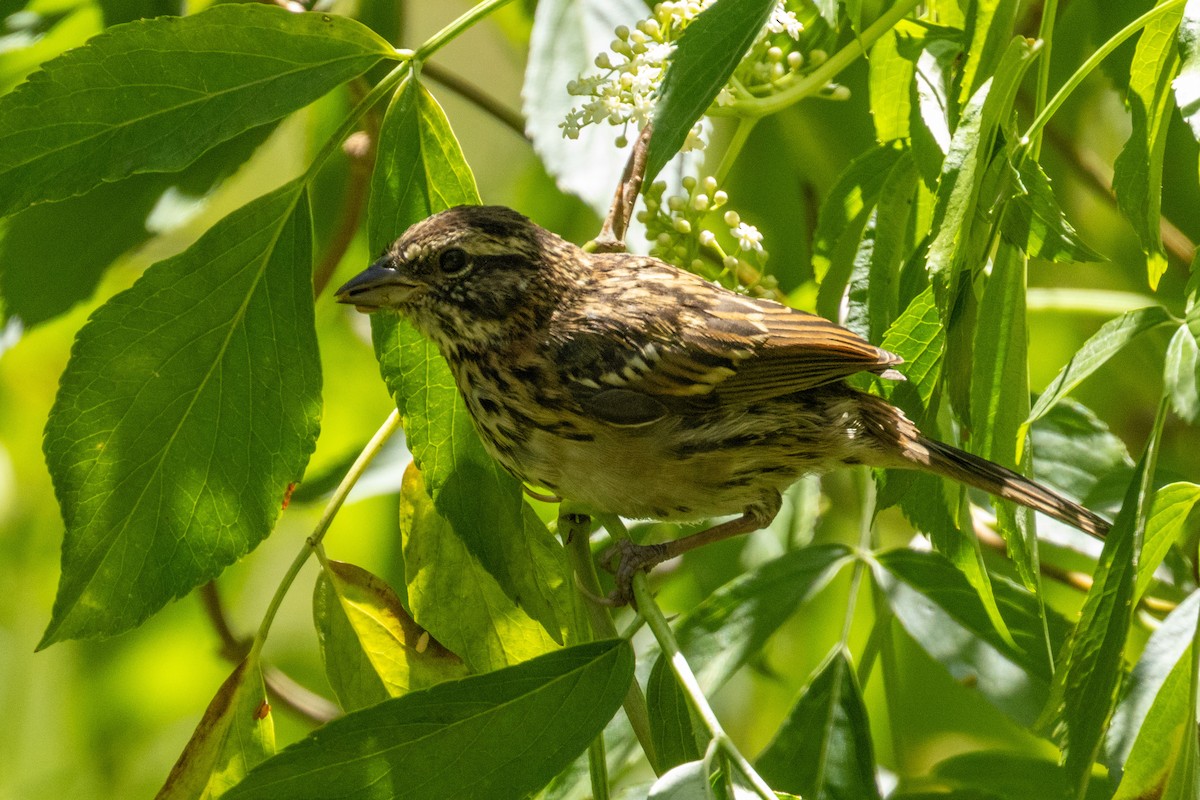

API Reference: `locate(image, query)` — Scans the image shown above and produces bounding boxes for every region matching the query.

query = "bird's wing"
[703,293,903,403]
[553,275,901,425]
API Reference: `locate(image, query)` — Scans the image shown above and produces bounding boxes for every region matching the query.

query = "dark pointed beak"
[335,258,418,312]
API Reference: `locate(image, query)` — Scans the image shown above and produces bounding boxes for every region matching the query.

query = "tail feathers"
[904,436,1111,539]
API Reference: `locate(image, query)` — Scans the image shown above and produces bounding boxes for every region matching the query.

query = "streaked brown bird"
[337,205,1109,601]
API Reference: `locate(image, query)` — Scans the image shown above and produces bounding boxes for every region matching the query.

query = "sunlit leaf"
[158,657,274,799]
[1108,593,1200,785]
[314,560,467,711]
[0,4,394,217]
[1165,321,1200,422]
[927,37,1036,308]
[1136,482,1200,603]
[1114,2,1184,288]
[1174,0,1200,139]
[41,182,320,645]
[957,0,1018,105]
[366,74,567,641]
[400,466,565,674]
[1025,306,1174,431]
[1112,615,1200,799]
[648,761,714,800]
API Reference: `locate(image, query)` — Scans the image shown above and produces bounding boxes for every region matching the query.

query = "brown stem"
[973,519,1176,615]
[1034,109,1195,268]
[199,581,341,724]
[422,61,526,138]
[594,123,654,252]
[313,78,380,298]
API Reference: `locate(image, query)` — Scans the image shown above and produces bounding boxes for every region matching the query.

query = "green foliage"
[40,182,322,645]
[224,639,634,800]
[3,0,1200,797]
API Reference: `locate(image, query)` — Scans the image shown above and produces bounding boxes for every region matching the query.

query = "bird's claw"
[599,539,670,607]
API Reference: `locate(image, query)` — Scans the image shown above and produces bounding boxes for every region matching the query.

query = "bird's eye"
[439,247,470,275]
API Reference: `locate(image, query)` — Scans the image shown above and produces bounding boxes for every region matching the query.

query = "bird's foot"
[600,539,670,606]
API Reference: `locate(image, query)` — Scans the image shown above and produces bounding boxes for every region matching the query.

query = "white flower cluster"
[561,1,813,147]
[639,177,776,294]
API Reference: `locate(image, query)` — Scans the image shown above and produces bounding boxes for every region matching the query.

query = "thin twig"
[422,61,526,138]
[1037,115,1195,268]
[973,516,1177,615]
[594,123,654,252]
[312,78,379,298]
[198,581,341,723]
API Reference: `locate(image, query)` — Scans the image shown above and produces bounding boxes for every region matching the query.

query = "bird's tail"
[904,436,1111,539]
[854,393,1111,539]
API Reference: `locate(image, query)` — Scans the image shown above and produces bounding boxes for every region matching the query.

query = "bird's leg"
[603,494,780,605]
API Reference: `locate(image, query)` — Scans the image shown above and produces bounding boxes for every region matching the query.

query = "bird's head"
[336,205,578,349]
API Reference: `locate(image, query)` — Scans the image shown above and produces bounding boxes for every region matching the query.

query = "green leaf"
[868,22,917,143]
[875,548,1071,726]
[313,569,390,711]
[98,0,181,27]
[224,640,634,800]
[522,0,649,214]
[878,285,944,419]
[0,121,275,330]
[1136,482,1200,602]
[1174,0,1200,140]
[1028,399,1133,509]
[927,37,1037,309]
[40,182,321,645]
[1114,613,1200,799]
[667,544,853,691]
[0,4,394,218]
[314,560,467,712]
[873,286,944,516]
[1165,322,1200,422]
[1001,157,1105,264]
[846,150,918,343]
[647,655,704,771]
[756,648,881,800]
[645,0,777,183]
[399,465,566,674]
[930,40,1037,430]
[1108,593,1200,789]
[1024,306,1174,430]
[1054,399,1167,792]
[957,0,1019,105]
[1113,2,1183,289]
[814,144,904,320]
[366,74,567,643]
[910,26,962,173]
[366,74,479,250]
[930,751,1095,800]
[969,243,1034,587]
[157,657,275,799]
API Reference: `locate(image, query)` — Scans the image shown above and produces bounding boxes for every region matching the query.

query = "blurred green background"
[1,0,1197,796]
